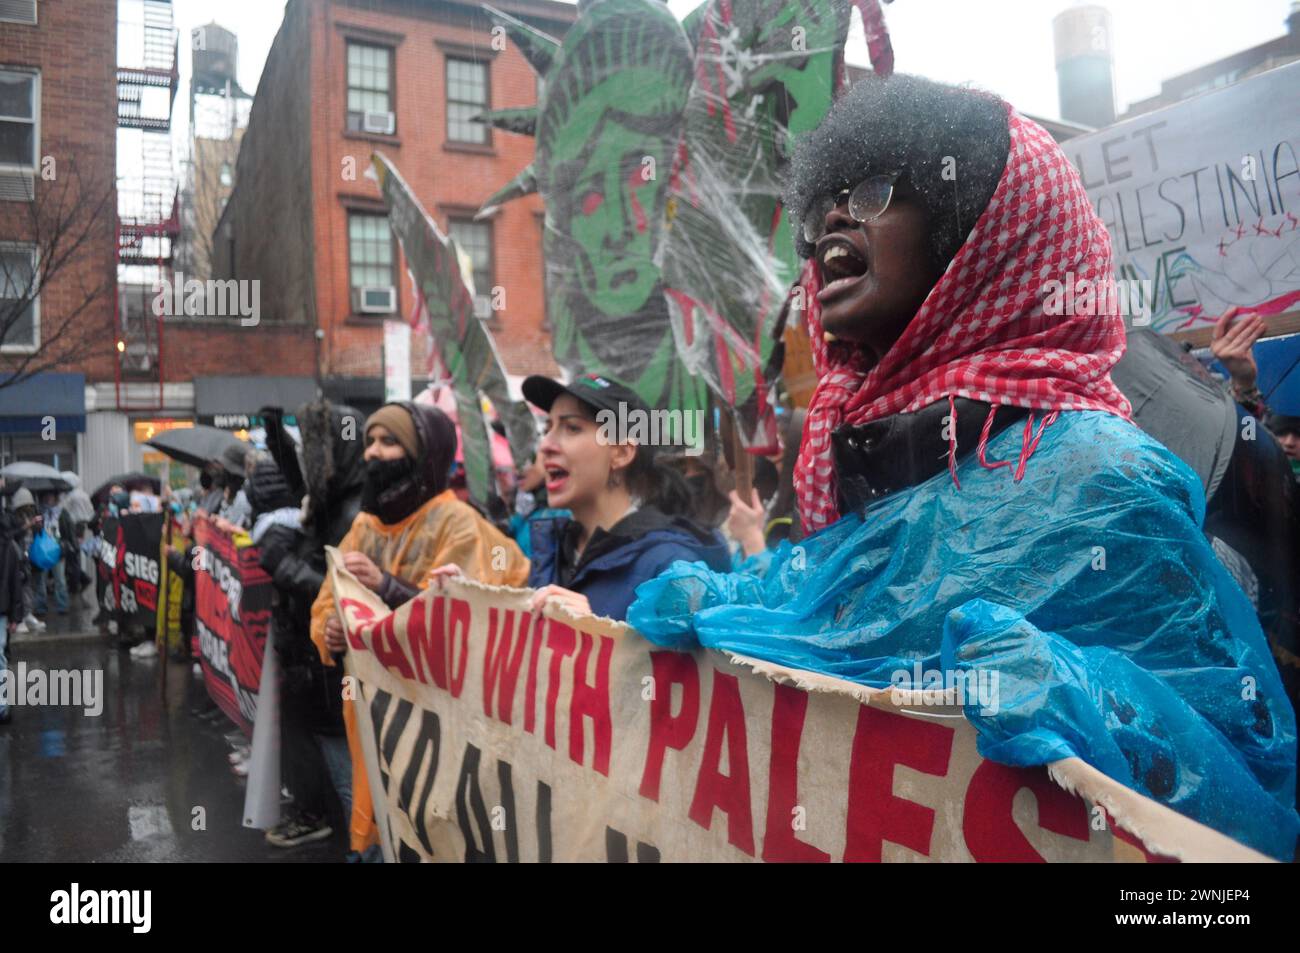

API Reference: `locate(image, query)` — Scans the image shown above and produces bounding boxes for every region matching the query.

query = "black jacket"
[0,511,25,623]
[832,397,1030,514]
[256,400,367,735]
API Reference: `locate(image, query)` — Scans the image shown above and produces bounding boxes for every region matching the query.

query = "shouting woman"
[628,74,1297,859]
[519,373,729,621]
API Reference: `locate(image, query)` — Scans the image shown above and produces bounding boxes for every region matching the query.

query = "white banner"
[326,550,1269,863]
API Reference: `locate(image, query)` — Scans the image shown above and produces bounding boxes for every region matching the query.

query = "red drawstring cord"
[1013,410,1060,482]
[977,404,1012,471]
[951,400,1059,487]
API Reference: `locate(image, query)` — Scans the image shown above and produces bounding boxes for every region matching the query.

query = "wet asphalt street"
[0,607,346,862]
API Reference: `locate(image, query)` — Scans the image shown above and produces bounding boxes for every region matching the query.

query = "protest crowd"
[2,0,1300,865]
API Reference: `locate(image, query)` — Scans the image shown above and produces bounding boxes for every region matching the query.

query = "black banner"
[95,514,164,633]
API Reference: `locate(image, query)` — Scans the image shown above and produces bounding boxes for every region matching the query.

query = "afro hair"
[784,73,1011,273]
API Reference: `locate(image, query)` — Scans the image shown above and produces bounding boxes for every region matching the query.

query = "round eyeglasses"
[801,173,900,245]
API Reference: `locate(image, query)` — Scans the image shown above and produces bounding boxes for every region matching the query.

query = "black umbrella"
[90,472,162,506]
[146,425,246,470]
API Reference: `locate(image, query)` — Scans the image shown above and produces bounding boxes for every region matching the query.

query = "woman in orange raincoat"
[310,401,528,854]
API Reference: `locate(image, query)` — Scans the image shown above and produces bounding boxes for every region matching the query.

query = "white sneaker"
[130,641,159,659]
[15,622,29,635]
[192,662,202,677]
[24,614,45,632]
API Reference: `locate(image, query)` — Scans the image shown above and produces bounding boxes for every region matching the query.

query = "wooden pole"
[719,408,754,503]
[158,509,172,699]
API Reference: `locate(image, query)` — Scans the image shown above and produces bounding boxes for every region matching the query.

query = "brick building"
[0,0,118,473]
[216,0,575,417]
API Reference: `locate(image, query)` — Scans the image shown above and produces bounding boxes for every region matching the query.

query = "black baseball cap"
[522,373,649,418]
[1266,412,1300,436]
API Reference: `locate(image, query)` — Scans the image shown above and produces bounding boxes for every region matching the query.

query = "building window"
[346,43,394,134]
[0,69,38,169]
[448,218,493,313]
[0,243,38,351]
[348,212,395,313]
[219,162,232,187]
[0,1,38,27]
[446,57,489,145]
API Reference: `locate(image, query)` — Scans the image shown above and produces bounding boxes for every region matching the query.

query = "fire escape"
[116,0,179,412]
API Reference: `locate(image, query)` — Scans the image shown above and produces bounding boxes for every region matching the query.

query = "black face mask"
[360,456,425,524]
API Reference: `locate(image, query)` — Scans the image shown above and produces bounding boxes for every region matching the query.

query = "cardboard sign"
[327,551,1269,863]
[193,514,271,735]
[1065,60,1300,335]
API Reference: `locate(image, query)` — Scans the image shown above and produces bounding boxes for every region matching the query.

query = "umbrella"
[146,425,246,470]
[0,461,71,493]
[91,472,162,506]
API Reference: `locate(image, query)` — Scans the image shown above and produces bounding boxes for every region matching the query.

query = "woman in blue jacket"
[518,373,730,621]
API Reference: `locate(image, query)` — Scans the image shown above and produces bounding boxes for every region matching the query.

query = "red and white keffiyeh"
[795,105,1133,533]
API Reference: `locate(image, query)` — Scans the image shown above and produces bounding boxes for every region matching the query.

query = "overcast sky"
[144,0,1295,142]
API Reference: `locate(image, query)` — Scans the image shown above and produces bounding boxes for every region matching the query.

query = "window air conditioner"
[362,110,395,135]
[359,286,396,314]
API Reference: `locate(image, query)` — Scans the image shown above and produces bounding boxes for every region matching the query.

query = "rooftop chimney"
[1053,4,1117,128]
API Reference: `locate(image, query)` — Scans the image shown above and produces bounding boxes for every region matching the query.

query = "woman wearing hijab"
[628,75,1297,859]
[310,401,528,854]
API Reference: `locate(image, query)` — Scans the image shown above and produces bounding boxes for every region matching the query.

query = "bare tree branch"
[0,159,116,389]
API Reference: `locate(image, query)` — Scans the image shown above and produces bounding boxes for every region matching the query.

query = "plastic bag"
[28,529,62,571]
[629,410,1299,859]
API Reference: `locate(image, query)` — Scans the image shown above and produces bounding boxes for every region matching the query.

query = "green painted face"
[567,127,661,315]
[547,69,672,317]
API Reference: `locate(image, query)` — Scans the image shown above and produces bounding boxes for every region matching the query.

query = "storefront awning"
[195,376,318,428]
[0,372,85,433]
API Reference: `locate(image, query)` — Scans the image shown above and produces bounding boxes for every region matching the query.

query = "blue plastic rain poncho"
[628,410,1299,859]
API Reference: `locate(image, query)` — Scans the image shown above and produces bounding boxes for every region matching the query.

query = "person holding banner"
[627,74,1299,859]
[255,400,366,829]
[514,374,730,621]
[311,401,529,854]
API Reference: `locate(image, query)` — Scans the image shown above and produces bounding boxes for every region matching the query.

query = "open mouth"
[816,234,869,298]
[609,268,639,290]
[544,465,570,493]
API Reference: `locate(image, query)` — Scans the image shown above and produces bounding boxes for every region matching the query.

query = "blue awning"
[0,372,85,433]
